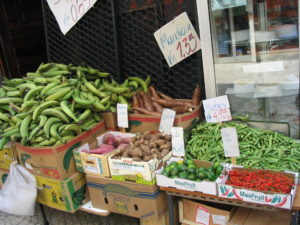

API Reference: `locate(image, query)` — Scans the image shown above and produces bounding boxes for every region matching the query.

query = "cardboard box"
[16,121,106,180]
[128,105,201,132]
[74,132,135,177]
[87,175,167,220]
[156,158,226,195]
[228,207,291,225]
[100,112,118,131]
[36,172,89,213]
[0,142,17,170]
[179,199,233,225]
[218,167,298,209]
[0,168,9,188]
[109,149,172,185]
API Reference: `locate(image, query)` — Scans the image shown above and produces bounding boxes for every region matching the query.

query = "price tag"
[171,127,185,157]
[159,109,176,134]
[203,95,232,123]
[221,127,240,157]
[154,12,201,67]
[117,104,128,128]
[46,0,97,35]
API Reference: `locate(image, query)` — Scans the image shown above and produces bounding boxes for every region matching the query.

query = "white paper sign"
[46,0,97,35]
[195,206,210,225]
[117,104,128,128]
[203,95,232,123]
[171,127,185,156]
[221,127,240,157]
[159,109,176,134]
[212,215,227,225]
[154,12,201,67]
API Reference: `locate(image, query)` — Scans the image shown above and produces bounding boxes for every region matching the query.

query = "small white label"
[117,104,128,128]
[84,165,98,174]
[159,109,176,134]
[203,95,232,123]
[79,143,90,152]
[46,0,97,35]
[221,127,240,157]
[154,12,201,67]
[171,127,185,157]
[195,206,210,225]
[212,215,227,225]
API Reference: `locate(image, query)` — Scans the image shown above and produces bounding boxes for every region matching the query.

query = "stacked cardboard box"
[15,121,106,212]
[0,142,17,188]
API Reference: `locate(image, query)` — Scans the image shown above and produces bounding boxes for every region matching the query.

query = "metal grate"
[42,0,205,99]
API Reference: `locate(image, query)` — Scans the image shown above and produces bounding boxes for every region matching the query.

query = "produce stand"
[161,186,300,225]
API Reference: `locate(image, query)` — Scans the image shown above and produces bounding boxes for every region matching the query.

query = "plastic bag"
[0,162,37,215]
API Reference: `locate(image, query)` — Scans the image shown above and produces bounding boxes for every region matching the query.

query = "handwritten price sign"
[203,95,232,123]
[46,0,97,35]
[221,127,240,157]
[154,12,201,67]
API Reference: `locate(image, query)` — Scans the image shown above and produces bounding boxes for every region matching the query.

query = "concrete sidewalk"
[0,204,139,225]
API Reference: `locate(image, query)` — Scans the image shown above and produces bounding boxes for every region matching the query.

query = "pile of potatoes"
[112,132,172,162]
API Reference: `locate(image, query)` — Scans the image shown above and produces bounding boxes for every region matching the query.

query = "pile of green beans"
[186,122,300,172]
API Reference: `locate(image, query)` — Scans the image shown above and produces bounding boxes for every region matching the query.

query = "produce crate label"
[117,104,128,128]
[159,109,176,134]
[174,178,196,191]
[221,127,240,157]
[195,205,210,225]
[46,0,97,35]
[154,12,201,67]
[218,184,292,209]
[203,95,232,123]
[171,127,185,157]
[111,161,146,173]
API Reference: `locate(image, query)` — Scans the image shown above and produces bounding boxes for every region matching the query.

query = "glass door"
[200,0,299,138]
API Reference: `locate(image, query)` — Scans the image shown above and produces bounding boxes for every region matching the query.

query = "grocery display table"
[160,185,300,225]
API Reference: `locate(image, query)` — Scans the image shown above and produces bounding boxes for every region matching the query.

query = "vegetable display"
[81,133,132,155]
[132,85,201,115]
[161,159,223,181]
[0,63,146,147]
[226,169,294,194]
[111,131,171,162]
[186,122,300,172]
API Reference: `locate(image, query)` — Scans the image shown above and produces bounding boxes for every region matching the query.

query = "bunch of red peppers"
[226,169,294,194]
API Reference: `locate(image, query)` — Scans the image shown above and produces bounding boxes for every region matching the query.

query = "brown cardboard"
[128,104,201,132]
[228,207,290,225]
[87,175,167,220]
[0,168,9,188]
[16,121,106,180]
[100,112,118,131]
[36,172,89,213]
[179,199,233,225]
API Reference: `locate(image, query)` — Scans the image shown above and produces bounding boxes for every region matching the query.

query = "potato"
[132,157,142,161]
[143,155,154,161]
[160,142,171,151]
[122,151,130,158]
[149,142,157,149]
[130,148,143,158]
[144,133,152,140]
[144,140,149,145]
[150,134,159,142]
[144,149,151,156]
[155,139,167,146]
[140,144,150,152]
[152,152,162,159]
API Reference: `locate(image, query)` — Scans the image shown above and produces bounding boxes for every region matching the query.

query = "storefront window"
[208,0,299,138]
